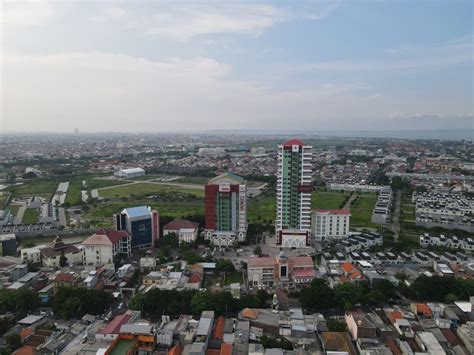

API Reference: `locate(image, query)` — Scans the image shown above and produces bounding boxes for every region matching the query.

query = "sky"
[1,0,473,133]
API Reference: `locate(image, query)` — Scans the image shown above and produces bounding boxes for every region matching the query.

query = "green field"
[350,194,378,228]
[9,180,58,199]
[86,178,125,190]
[312,191,350,210]
[0,194,9,209]
[23,208,40,224]
[248,195,276,223]
[65,179,83,206]
[99,182,204,199]
[172,177,209,185]
[249,138,353,150]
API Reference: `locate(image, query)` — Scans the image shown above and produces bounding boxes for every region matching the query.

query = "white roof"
[454,301,472,313]
[18,315,44,325]
[121,168,145,173]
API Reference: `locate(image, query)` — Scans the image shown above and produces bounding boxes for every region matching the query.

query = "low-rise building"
[39,237,82,267]
[312,209,350,242]
[163,220,199,244]
[81,229,131,266]
[247,251,315,289]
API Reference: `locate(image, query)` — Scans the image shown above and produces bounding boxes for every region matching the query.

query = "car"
[118,302,124,310]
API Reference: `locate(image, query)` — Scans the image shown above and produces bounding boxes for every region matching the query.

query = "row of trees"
[0,289,40,318]
[53,287,113,319]
[129,289,271,319]
[300,275,474,314]
[299,279,397,312]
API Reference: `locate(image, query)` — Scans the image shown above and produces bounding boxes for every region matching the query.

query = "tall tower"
[276,139,313,247]
[204,173,247,248]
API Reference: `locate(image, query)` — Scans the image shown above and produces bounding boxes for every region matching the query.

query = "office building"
[204,173,247,247]
[0,233,16,256]
[114,206,159,249]
[312,209,350,242]
[276,139,313,248]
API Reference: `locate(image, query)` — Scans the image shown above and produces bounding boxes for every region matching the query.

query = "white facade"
[163,228,198,244]
[312,210,350,241]
[20,247,42,264]
[82,244,115,266]
[114,168,145,178]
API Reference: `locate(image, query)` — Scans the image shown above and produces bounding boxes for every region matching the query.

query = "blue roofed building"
[114,206,159,249]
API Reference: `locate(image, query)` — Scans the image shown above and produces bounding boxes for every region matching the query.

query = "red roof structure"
[316,209,351,215]
[54,272,75,282]
[97,314,131,335]
[164,220,199,231]
[282,139,305,147]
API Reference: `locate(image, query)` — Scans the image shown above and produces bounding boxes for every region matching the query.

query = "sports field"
[99,182,204,199]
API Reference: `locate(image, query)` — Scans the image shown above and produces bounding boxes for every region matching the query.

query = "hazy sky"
[1,0,473,133]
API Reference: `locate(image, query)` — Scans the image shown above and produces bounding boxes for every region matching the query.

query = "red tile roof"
[247,257,275,268]
[289,256,313,267]
[188,273,202,284]
[212,316,225,340]
[168,345,182,355]
[54,272,75,282]
[342,262,356,273]
[292,268,316,278]
[316,209,351,215]
[220,343,233,355]
[163,220,199,231]
[282,139,305,147]
[97,314,131,334]
[13,346,36,355]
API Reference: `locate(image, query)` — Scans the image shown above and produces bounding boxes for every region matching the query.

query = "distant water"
[315,129,473,141]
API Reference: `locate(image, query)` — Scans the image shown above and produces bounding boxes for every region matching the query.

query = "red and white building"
[247,251,315,289]
[312,209,351,242]
[81,229,131,267]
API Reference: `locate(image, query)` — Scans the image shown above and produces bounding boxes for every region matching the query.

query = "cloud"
[88,5,126,23]
[144,4,287,41]
[1,51,394,133]
[1,0,54,27]
[294,36,474,73]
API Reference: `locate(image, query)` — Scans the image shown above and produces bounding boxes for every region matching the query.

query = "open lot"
[311,191,350,210]
[9,179,58,199]
[22,208,40,224]
[350,194,378,228]
[99,182,204,199]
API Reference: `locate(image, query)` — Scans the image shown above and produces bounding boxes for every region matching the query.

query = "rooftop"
[122,206,150,218]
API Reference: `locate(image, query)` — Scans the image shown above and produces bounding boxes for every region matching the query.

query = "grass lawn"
[6,204,20,217]
[9,179,58,199]
[0,194,9,209]
[22,208,40,224]
[99,182,204,199]
[172,177,209,185]
[86,178,125,190]
[248,195,275,223]
[312,191,350,210]
[210,271,243,286]
[350,194,378,228]
[65,178,83,206]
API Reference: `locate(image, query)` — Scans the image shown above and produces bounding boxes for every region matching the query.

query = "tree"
[5,333,21,351]
[254,246,262,257]
[59,251,68,267]
[334,283,365,310]
[444,293,458,304]
[216,259,235,273]
[299,279,336,312]
[327,321,347,332]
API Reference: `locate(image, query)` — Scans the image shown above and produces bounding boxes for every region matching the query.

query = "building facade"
[114,206,159,249]
[276,139,313,248]
[312,209,351,242]
[114,167,145,178]
[247,251,315,289]
[163,220,199,244]
[39,237,82,267]
[81,229,131,266]
[204,173,247,247]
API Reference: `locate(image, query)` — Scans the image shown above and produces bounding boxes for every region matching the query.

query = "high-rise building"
[114,206,159,249]
[204,173,247,247]
[276,139,313,248]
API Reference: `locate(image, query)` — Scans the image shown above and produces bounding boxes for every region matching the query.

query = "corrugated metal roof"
[122,206,150,218]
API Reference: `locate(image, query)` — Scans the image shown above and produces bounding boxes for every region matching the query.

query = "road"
[392,190,401,240]
[58,207,67,226]
[343,193,357,210]
[14,204,26,224]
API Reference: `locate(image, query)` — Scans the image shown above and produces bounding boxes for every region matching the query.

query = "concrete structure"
[0,233,16,256]
[247,251,315,288]
[0,210,11,226]
[81,229,131,266]
[371,186,392,224]
[312,209,350,242]
[326,183,386,193]
[20,246,42,264]
[413,191,474,232]
[114,167,145,179]
[419,233,474,252]
[115,206,159,249]
[163,219,199,244]
[276,139,312,247]
[204,173,247,247]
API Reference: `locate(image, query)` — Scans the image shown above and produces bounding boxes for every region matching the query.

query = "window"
[139,224,146,231]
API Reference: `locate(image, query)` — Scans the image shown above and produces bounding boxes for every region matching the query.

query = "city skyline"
[1,0,473,134]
